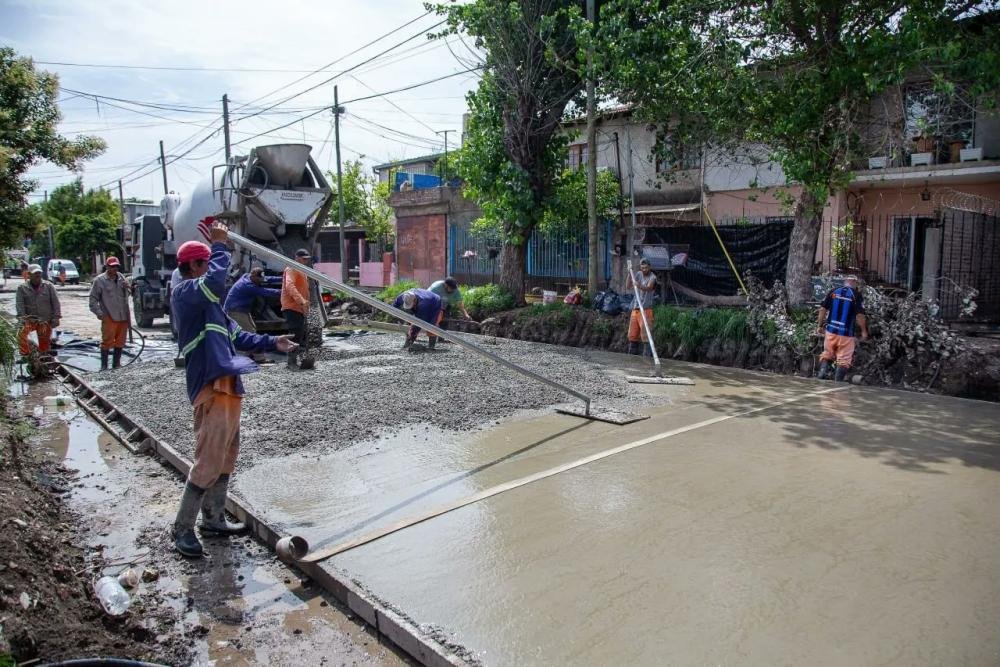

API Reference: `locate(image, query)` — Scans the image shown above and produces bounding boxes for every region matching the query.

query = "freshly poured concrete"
[240,361,1000,665]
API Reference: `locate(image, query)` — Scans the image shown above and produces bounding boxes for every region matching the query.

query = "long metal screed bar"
[226,231,644,425]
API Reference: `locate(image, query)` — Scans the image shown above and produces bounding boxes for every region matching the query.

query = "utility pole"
[158,140,169,195]
[585,0,599,295]
[436,130,454,183]
[44,190,54,260]
[222,94,232,161]
[333,85,348,283]
[117,180,128,271]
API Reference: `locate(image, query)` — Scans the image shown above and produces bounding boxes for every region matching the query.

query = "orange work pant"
[18,320,52,355]
[409,309,445,341]
[820,332,856,369]
[101,317,128,350]
[189,376,242,490]
[628,308,654,343]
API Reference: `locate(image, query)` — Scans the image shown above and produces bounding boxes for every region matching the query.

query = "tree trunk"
[499,238,528,304]
[786,190,824,305]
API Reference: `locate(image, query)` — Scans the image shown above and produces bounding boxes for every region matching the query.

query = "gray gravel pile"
[90,332,662,471]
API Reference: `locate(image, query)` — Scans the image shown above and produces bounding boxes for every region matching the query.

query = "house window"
[566,144,589,170]
[904,82,975,158]
[319,242,340,263]
[655,135,701,172]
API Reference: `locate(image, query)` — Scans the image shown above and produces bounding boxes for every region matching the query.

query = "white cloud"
[6,0,479,200]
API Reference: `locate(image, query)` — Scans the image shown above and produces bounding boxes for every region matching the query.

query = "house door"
[890,216,938,292]
[396,214,447,285]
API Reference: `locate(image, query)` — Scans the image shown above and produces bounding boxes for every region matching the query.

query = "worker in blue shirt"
[170,222,297,558]
[393,288,443,350]
[817,275,869,381]
[223,266,281,334]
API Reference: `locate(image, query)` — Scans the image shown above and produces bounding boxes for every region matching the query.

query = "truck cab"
[130,214,174,327]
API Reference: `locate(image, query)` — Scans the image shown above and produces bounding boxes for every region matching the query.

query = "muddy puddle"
[12,376,409,666]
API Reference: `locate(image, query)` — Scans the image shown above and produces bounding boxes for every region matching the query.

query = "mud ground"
[1,378,410,666]
[0,286,411,666]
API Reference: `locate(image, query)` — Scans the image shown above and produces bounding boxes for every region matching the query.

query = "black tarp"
[642,221,794,295]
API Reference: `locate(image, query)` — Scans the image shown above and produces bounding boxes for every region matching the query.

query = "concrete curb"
[53,363,466,667]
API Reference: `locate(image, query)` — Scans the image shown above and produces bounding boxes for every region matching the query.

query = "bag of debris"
[600,291,624,316]
[592,290,609,311]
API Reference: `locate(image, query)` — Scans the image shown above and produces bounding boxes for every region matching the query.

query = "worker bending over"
[89,257,131,370]
[170,223,296,558]
[281,249,312,369]
[428,276,472,328]
[394,288,443,350]
[15,264,60,357]
[817,275,869,381]
[626,258,658,356]
[224,266,281,334]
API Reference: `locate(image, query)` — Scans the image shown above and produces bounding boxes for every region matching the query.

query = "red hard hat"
[177,241,211,264]
[106,257,121,267]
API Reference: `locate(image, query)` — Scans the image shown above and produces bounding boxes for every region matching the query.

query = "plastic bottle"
[94,575,131,616]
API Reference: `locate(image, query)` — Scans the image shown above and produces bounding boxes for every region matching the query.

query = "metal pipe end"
[276,535,310,563]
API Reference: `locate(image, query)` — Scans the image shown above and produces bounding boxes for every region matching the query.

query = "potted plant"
[913,117,936,153]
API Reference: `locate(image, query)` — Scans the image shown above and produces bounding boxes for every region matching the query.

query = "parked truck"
[129,144,335,335]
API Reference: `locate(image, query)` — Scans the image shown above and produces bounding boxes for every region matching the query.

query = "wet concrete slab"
[235,360,1000,665]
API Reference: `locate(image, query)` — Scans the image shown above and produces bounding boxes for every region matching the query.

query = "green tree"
[0,47,105,248]
[597,0,999,303]
[438,0,585,300]
[328,160,393,243]
[37,180,120,266]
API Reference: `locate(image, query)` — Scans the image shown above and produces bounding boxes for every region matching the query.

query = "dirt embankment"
[0,400,185,665]
[471,307,1000,402]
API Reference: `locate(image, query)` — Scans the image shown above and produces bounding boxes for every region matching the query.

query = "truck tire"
[133,293,154,328]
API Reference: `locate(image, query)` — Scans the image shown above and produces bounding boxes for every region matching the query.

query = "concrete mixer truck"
[129,144,334,339]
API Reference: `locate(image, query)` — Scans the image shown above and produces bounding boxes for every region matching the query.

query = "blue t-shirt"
[822,286,864,337]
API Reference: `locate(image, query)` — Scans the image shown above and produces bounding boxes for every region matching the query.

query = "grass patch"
[516,302,575,328]
[651,306,751,352]
[463,284,516,320]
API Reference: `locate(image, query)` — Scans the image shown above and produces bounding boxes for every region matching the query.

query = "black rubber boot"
[286,349,299,369]
[199,474,247,536]
[402,336,415,350]
[100,349,109,371]
[817,360,832,380]
[173,481,207,558]
[428,337,437,350]
[112,348,122,369]
[627,342,642,356]
[835,366,849,382]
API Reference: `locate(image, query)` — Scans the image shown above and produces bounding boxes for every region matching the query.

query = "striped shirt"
[822,286,864,337]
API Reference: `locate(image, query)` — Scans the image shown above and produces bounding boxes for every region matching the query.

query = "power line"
[231,66,481,148]
[231,18,448,123]
[233,9,436,111]
[38,60,374,74]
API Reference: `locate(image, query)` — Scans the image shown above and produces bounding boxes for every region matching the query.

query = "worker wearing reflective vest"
[170,222,297,558]
[817,276,869,382]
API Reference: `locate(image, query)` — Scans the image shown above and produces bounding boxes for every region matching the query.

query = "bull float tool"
[227,230,646,426]
[624,259,694,386]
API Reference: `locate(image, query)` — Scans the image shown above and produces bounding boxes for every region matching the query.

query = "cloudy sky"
[2,0,480,202]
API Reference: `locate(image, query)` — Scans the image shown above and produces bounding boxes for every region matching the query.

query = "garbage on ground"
[117,567,140,589]
[141,567,160,583]
[95,575,131,616]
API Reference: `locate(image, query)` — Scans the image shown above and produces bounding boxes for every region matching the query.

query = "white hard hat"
[402,292,417,310]
[27,264,42,274]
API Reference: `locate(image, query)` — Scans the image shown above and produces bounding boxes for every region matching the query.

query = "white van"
[47,259,80,285]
